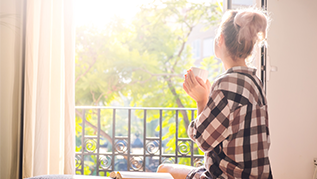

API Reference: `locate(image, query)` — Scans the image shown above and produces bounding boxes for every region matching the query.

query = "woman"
[158,8,272,179]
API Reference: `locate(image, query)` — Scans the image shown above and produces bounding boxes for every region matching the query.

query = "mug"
[191,67,208,83]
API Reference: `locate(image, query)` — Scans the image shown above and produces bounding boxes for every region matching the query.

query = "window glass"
[232,0,256,8]
[203,38,214,57]
[192,39,201,59]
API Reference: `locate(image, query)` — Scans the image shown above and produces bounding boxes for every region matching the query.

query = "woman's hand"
[183,69,211,112]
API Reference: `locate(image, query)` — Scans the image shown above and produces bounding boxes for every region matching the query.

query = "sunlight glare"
[75,0,154,27]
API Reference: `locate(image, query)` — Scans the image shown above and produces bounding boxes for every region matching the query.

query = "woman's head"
[215,8,269,61]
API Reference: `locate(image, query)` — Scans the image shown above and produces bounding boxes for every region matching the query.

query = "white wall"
[0,0,22,179]
[267,0,317,178]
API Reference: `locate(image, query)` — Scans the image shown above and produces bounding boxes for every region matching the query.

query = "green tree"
[75,0,224,173]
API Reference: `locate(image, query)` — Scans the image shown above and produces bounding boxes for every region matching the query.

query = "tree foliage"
[75,0,224,173]
[75,0,222,107]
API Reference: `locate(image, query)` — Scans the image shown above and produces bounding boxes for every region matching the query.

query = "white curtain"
[23,0,75,178]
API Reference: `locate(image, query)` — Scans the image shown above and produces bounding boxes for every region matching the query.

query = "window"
[232,0,256,8]
[203,38,214,58]
[192,39,201,59]
[74,0,267,176]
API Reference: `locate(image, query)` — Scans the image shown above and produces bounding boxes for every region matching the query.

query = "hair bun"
[234,10,268,44]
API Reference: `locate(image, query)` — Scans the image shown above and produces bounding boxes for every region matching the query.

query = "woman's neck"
[217,45,247,70]
[222,56,247,70]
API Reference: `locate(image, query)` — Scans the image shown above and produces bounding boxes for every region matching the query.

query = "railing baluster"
[97,109,101,175]
[112,109,116,172]
[143,109,146,171]
[81,109,85,175]
[191,110,194,166]
[128,109,131,171]
[159,109,162,164]
[175,110,178,164]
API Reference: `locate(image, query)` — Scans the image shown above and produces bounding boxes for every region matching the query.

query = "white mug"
[191,67,208,83]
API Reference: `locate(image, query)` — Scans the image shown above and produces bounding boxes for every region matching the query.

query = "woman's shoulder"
[212,72,241,92]
[214,71,261,90]
[212,72,266,105]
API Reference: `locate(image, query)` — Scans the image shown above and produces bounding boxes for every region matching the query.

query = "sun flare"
[74,0,154,27]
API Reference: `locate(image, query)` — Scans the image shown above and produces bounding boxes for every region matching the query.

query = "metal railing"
[75,106,204,176]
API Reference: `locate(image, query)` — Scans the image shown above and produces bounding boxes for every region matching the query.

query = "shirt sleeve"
[187,90,231,152]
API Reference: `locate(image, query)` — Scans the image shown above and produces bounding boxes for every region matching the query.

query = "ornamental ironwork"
[75,107,204,176]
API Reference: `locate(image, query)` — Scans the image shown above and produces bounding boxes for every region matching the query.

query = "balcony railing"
[75,106,204,176]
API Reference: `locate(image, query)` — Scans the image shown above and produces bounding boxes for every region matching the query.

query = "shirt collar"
[225,66,257,76]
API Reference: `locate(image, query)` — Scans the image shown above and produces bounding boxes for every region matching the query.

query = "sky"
[74,0,156,27]
[74,0,220,27]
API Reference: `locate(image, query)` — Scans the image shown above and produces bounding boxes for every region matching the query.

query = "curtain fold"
[23,0,75,178]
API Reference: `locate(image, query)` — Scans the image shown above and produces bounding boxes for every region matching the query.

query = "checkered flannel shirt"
[188,66,272,179]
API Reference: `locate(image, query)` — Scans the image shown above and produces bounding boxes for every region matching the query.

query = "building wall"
[187,0,256,67]
[187,24,218,66]
[267,0,317,178]
[0,0,23,178]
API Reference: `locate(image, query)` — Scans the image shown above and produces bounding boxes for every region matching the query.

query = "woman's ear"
[214,33,225,59]
[218,33,224,46]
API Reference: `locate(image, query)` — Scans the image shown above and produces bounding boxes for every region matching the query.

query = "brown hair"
[216,9,269,61]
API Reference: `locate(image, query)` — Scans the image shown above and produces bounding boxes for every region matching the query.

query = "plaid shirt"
[187,66,272,179]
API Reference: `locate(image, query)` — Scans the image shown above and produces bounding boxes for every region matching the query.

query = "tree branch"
[75,57,97,84]
[95,92,106,105]
[171,26,194,73]
[90,90,97,103]
[164,77,189,131]
[139,67,182,78]
[75,109,113,145]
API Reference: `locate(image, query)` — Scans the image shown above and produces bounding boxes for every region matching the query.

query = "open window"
[74,0,268,176]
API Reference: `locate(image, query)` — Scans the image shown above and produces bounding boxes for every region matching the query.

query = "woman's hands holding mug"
[183,69,211,110]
